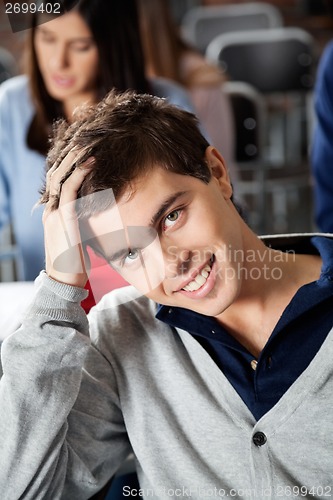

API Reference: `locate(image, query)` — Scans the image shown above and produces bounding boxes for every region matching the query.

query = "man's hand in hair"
[42,149,95,288]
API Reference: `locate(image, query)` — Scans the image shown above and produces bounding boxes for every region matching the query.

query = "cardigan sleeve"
[0,272,131,499]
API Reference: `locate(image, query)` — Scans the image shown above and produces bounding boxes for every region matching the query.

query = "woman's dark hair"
[26,0,150,155]
[138,0,190,84]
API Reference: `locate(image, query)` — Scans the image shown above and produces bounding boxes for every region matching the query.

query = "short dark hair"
[42,89,211,217]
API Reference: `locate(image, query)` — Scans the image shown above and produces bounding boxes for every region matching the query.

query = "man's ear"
[204,146,233,198]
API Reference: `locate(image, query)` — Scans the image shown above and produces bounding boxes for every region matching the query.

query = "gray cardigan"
[0,248,333,498]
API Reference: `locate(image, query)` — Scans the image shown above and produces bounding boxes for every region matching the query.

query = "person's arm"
[0,151,131,499]
[0,273,130,499]
[311,41,333,233]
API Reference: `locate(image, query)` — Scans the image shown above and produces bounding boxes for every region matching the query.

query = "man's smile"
[174,255,216,299]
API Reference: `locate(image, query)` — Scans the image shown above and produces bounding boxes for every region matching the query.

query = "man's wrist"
[37,271,89,303]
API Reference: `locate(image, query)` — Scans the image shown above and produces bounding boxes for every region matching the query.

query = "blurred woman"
[0,0,194,283]
[138,0,237,180]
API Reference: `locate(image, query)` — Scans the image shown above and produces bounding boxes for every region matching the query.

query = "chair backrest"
[182,2,283,53]
[223,81,267,232]
[168,0,201,25]
[223,81,266,164]
[206,27,315,93]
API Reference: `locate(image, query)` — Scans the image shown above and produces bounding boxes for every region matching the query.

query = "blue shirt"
[0,76,45,281]
[312,40,333,232]
[157,235,333,420]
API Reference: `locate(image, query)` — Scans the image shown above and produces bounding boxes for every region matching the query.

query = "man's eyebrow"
[87,232,129,264]
[107,248,129,263]
[150,191,187,227]
[91,239,129,264]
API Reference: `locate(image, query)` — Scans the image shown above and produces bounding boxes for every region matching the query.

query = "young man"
[0,90,333,499]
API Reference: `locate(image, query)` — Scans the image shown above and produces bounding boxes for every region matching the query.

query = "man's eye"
[164,210,180,228]
[122,249,142,268]
[126,249,139,260]
[110,249,140,269]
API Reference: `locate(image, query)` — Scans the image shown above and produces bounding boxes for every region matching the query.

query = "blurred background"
[167,0,333,235]
[1,0,333,285]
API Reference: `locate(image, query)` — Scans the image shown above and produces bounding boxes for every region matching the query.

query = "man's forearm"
[0,272,90,499]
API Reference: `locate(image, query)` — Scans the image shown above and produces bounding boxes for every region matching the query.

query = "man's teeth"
[182,264,211,292]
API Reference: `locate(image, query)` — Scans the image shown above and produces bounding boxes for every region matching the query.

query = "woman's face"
[34,11,99,111]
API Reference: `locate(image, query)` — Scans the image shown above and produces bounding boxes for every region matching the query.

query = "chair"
[182,2,283,53]
[0,224,23,282]
[223,81,266,164]
[168,0,201,25]
[223,81,267,231]
[208,28,316,233]
[206,26,315,162]
[206,27,315,94]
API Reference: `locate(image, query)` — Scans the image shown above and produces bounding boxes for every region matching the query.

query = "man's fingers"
[58,158,95,207]
[47,144,86,178]
[44,156,95,212]
[46,148,79,193]
[46,148,94,197]
[42,151,95,287]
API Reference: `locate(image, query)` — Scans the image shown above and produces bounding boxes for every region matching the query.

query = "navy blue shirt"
[156,236,333,420]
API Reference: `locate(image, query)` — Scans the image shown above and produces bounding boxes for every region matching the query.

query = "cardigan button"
[250,360,258,370]
[253,432,267,447]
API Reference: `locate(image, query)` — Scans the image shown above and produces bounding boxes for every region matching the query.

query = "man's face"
[87,148,245,319]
